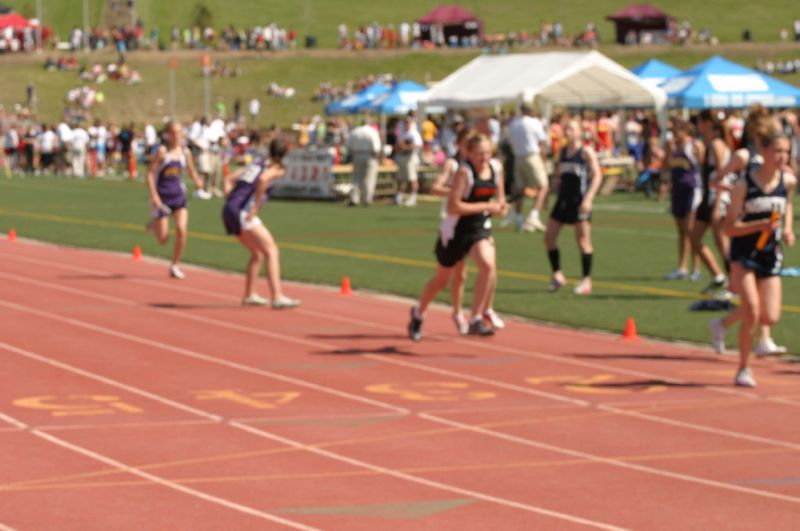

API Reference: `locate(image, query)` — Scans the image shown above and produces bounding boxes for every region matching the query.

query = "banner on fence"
[270,148,335,199]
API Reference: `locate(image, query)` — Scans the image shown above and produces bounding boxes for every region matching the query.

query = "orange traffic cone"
[340,276,352,295]
[621,317,640,342]
[132,245,142,261]
[8,228,16,242]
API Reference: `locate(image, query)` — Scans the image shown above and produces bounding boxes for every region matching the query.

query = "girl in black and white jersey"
[544,119,602,295]
[713,131,796,387]
[408,134,509,341]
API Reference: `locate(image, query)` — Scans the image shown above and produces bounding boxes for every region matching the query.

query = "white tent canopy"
[419,51,667,111]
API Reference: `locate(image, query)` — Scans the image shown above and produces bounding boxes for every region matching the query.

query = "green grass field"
[5,0,800,47]
[1,175,798,353]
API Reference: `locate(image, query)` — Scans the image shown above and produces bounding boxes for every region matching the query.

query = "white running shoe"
[193,189,212,200]
[483,308,505,330]
[452,312,469,335]
[690,270,702,282]
[735,367,757,388]
[272,296,301,310]
[169,264,186,280]
[665,269,689,280]
[573,278,592,296]
[754,338,788,357]
[242,294,269,306]
[710,318,727,354]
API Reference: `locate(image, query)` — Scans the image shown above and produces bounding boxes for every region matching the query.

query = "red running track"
[1,238,799,530]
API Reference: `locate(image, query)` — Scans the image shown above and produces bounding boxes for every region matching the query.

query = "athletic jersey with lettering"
[670,141,700,189]
[557,146,590,201]
[157,149,187,185]
[225,158,270,213]
[439,159,499,245]
[730,168,787,260]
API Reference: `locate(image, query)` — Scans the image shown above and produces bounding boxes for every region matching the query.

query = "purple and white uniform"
[670,141,702,218]
[222,158,270,235]
[154,149,189,218]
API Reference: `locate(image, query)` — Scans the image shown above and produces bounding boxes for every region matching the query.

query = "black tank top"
[455,160,498,235]
[557,146,589,199]
[730,167,787,258]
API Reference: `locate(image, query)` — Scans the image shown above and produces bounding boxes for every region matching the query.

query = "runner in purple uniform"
[145,121,205,279]
[222,138,300,309]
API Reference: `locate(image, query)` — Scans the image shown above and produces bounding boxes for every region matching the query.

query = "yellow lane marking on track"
[2,207,799,314]
[0,396,766,491]
[2,446,795,493]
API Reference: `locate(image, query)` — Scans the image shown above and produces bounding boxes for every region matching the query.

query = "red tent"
[0,12,31,29]
[417,5,483,44]
[606,3,674,44]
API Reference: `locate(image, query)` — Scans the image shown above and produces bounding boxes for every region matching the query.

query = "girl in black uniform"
[408,134,509,341]
[544,120,602,295]
[714,132,796,387]
[691,111,730,295]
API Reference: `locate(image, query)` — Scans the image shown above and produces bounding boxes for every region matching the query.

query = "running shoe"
[242,294,269,306]
[408,305,423,342]
[452,312,469,335]
[468,318,494,337]
[734,367,757,388]
[710,318,727,354]
[701,276,729,295]
[573,278,592,296]
[690,270,702,282]
[548,276,565,293]
[272,296,301,310]
[713,289,734,302]
[169,264,186,280]
[483,309,505,330]
[665,269,689,280]
[754,338,788,357]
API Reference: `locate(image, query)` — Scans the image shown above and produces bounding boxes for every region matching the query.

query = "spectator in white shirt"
[248,98,260,124]
[347,117,382,206]
[394,114,423,206]
[38,125,58,174]
[506,105,550,231]
[70,124,90,177]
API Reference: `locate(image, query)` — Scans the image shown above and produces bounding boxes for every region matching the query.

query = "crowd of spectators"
[755,58,800,76]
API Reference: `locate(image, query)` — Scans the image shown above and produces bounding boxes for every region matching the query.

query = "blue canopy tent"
[660,55,800,109]
[359,80,429,115]
[631,59,681,87]
[324,83,390,115]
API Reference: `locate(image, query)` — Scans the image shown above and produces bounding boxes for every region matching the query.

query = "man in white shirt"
[248,98,260,124]
[70,124,90,177]
[144,122,157,163]
[394,114,423,207]
[506,105,549,231]
[56,121,73,176]
[38,126,58,174]
[347,117,382,206]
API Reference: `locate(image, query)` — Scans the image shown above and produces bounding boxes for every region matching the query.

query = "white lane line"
[0,285,408,417]
[2,271,800,510]
[419,412,800,505]
[4,268,800,459]
[0,340,622,530]
[0,410,317,530]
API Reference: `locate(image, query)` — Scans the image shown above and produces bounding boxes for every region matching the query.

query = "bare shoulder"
[785,171,798,189]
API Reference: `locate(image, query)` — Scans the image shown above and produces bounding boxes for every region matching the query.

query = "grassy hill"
[0,45,798,127]
[4,0,800,48]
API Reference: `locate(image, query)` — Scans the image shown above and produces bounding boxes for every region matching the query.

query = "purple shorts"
[671,183,701,218]
[155,180,187,218]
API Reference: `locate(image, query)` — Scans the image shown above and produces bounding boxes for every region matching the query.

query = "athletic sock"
[581,253,593,278]
[547,248,560,272]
